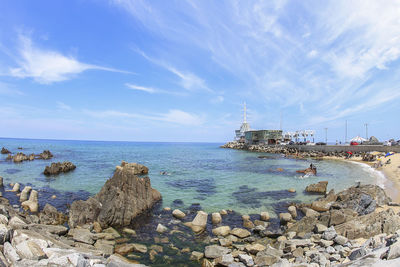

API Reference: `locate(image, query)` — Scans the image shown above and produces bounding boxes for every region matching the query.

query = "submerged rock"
[44,162,76,176]
[37,150,53,160]
[69,162,161,228]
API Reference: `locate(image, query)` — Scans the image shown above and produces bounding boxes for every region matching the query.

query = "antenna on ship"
[243,102,247,123]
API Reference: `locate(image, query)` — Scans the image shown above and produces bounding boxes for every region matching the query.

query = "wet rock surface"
[44,161,76,175]
[69,161,162,228]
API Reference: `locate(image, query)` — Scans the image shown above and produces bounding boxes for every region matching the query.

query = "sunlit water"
[0,138,379,216]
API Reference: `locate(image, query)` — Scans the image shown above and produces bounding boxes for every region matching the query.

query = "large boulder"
[13,152,28,163]
[69,162,161,228]
[44,162,76,176]
[335,209,400,239]
[331,184,390,215]
[1,147,10,154]
[37,150,53,160]
[305,181,328,194]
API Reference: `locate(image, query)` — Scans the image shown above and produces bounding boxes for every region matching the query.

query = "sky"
[0,0,400,142]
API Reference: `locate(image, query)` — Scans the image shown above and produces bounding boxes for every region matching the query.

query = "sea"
[0,138,382,217]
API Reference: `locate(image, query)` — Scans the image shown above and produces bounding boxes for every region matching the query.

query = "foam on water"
[347,161,387,189]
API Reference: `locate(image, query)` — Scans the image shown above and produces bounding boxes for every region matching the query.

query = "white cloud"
[9,34,129,84]
[56,101,71,110]
[84,108,204,126]
[125,83,157,93]
[134,49,212,92]
[307,50,318,58]
[114,0,400,128]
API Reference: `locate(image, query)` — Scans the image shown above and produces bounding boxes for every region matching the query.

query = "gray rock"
[68,228,95,245]
[0,224,11,245]
[4,241,20,263]
[271,259,291,267]
[326,246,335,254]
[238,254,254,266]
[216,253,234,266]
[156,223,168,234]
[322,226,337,240]
[204,245,231,259]
[348,247,367,260]
[388,240,400,260]
[334,235,348,245]
[15,240,46,260]
[69,162,161,228]
[314,223,328,234]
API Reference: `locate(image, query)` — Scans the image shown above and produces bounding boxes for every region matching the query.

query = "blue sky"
[1,0,400,142]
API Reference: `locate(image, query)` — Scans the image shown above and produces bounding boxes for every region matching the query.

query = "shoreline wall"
[284,145,400,153]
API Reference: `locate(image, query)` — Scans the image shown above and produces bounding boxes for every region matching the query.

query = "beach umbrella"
[350,136,367,143]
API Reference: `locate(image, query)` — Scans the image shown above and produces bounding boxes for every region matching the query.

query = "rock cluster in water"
[44,161,76,175]
[1,147,10,154]
[69,161,162,228]
[5,150,53,163]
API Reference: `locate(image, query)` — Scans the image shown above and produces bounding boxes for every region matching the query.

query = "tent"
[350,136,367,143]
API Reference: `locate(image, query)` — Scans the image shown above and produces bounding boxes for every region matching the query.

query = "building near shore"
[233,103,283,145]
[245,130,283,145]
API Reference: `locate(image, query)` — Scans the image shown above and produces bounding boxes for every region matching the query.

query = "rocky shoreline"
[0,163,400,266]
[1,144,400,266]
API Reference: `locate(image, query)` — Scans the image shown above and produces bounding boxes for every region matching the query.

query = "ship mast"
[243,102,247,124]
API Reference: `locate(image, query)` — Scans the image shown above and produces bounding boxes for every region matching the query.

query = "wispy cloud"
[115,0,400,128]
[56,101,71,111]
[0,82,24,96]
[84,108,205,126]
[8,34,130,84]
[134,48,212,92]
[125,83,157,93]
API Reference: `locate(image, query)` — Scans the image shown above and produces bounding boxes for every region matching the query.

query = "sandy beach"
[325,153,400,203]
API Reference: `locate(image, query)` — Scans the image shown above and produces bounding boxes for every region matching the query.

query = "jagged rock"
[69,162,161,228]
[348,247,367,260]
[314,223,328,233]
[322,226,337,240]
[245,243,266,254]
[334,235,348,245]
[0,224,11,244]
[1,147,10,154]
[39,203,68,225]
[212,226,231,237]
[172,209,186,219]
[190,251,204,261]
[279,213,292,224]
[212,212,222,224]
[230,228,251,238]
[44,162,76,175]
[204,245,231,259]
[288,206,297,218]
[260,211,270,221]
[37,150,53,160]
[4,241,20,263]
[239,254,254,266]
[305,181,328,194]
[13,152,28,163]
[335,209,400,239]
[9,216,27,229]
[388,240,400,260]
[68,228,95,245]
[156,223,168,233]
[15,240,46,260]
[190,211,208,233]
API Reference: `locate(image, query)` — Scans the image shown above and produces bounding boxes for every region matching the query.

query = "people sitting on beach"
[373,158,383,168]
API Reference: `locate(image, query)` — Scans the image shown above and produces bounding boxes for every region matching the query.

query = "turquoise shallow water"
[0,138,378,216]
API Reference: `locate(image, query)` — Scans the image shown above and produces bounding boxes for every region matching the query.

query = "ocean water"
[0,138,378,216]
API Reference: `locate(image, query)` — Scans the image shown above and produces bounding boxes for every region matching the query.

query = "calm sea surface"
[0,138,380,216]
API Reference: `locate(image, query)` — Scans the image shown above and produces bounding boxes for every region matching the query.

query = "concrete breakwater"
[221,141,400,154]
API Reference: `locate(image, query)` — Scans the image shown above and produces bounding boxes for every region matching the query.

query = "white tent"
[350,136,367,143]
